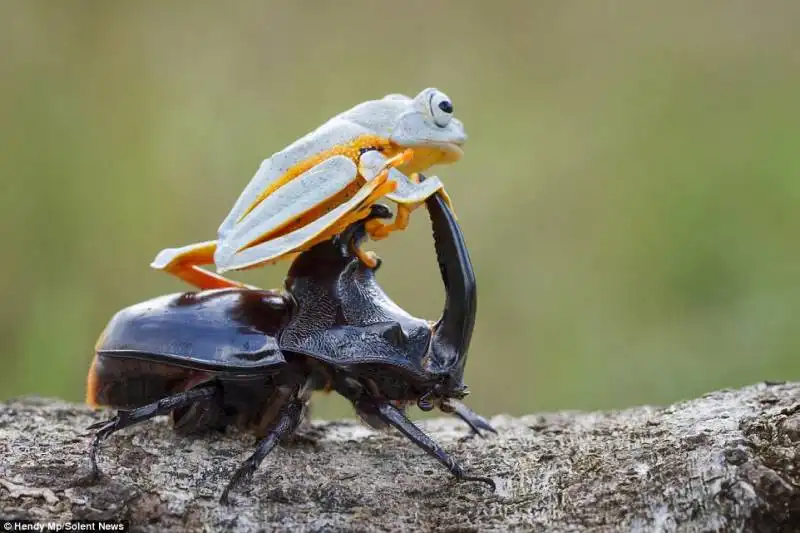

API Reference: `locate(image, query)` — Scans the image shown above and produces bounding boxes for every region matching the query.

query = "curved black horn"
[425,191,477,386]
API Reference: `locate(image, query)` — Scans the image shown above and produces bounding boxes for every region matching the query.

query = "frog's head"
[386,88,466,163]
[341,88,467,172]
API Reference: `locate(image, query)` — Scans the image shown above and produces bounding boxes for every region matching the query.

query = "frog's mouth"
[440,142,465,162]
[397,142,463,174]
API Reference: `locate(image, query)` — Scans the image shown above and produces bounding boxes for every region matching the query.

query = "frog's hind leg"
[215,167,390,273]
[151,241,252,290]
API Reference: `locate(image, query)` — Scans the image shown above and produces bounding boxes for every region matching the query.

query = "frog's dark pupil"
[438,100,453,114]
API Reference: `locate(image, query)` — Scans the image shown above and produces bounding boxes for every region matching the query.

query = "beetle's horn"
[425,190,477,386]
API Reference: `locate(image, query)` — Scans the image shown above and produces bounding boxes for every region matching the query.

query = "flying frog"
[151,88,467,290]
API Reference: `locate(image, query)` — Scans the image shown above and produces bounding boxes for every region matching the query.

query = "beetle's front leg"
[358,399,495,490]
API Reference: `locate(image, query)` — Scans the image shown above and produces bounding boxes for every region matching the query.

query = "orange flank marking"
[239,134,397,222]
[85,354,101,408]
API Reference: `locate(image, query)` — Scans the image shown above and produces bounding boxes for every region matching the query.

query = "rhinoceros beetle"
[86,190,495,503]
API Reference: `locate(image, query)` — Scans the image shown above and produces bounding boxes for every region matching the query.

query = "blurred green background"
[2,2,798,419]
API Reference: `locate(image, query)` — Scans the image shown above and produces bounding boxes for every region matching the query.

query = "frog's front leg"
[358,151,449,241]
[365,202,418,241]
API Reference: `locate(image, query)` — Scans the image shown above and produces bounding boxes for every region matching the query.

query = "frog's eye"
[429,91,453,128]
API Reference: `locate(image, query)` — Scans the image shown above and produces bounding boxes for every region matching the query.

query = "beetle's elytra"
[86,191,495,503]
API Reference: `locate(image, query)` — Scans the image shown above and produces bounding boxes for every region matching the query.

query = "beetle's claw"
[85,415,124,481]
[88,432,107,480]
[460,475,497,492]
[288,432,322,449]
[220,462,256,505]
[446,401,498,438]
[469,417,498,436]
[87,417,120,437]
[87,419,113,431]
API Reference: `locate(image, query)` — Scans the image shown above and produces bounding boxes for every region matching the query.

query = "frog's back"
[275,121,365,168]
[217,97,406,239]
[264,96,408,177]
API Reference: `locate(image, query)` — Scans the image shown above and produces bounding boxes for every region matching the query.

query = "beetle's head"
[341,88,466,173]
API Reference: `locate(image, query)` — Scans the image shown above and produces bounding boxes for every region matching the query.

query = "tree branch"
[1,382,798,532]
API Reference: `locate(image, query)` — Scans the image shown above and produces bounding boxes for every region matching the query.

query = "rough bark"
[0,382,798,532]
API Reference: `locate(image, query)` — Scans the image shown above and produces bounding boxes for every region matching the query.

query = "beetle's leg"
[87,384,219,479]
[220,397,305,504]
[364,400,495,490]
[150,241,253,290]
[443,400,498,438]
